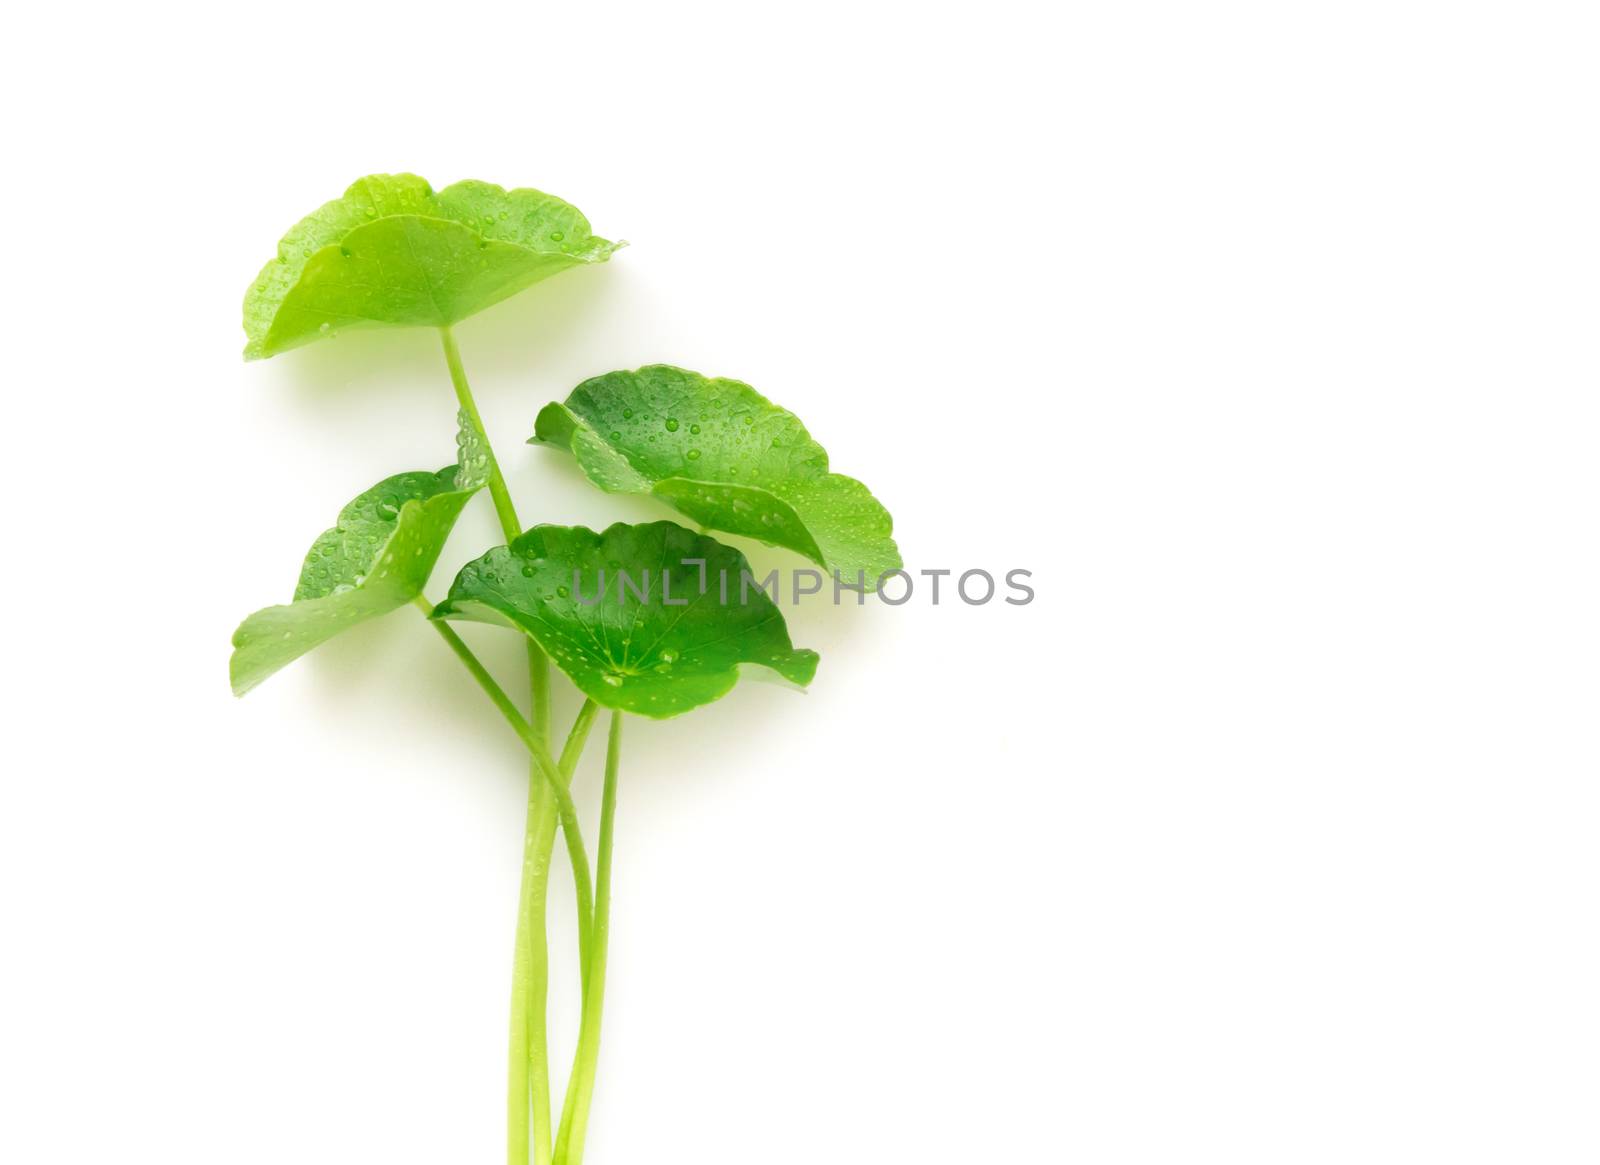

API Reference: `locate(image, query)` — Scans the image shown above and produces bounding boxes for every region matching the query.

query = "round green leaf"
[432,521,819,719]
[243,174,620,360]
[532,366,900,587]
[230,464,482,696]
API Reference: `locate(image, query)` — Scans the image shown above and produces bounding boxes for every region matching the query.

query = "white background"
[3,2,1597,1162]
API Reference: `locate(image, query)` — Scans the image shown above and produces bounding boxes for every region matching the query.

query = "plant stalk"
[412,598,595,955]
[555,711,623,1165]
[437,325,559,1165]
[411,597,596,1165]
[438,324,550,741]
[510,702,601,1165]
[547,701,601,975]
[439,326,521,547]
[509,772,558,1165]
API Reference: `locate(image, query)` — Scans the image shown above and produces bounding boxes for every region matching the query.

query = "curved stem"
[440,325,522,543]
[510,770,558,1165]
[438,325,550,743]
[555,701,601,972]
[556,701,600,782]
[412,597,600,1165]
[413,598,594,936]
[418,599,531,735]
[555,711,623,1165]
[511,701,600,1165]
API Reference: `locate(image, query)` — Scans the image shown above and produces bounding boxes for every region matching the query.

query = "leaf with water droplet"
[432,521,818,718]
[242,174,622,360]
[532,366,900,586]
[230,459,483,696]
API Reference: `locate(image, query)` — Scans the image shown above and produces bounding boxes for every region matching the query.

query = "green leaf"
[230,458,483,696]
[432,521,819,719]
[243,174,620,360]
[532,366,900,586]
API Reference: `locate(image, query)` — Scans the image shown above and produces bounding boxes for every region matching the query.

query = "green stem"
[417,594,598,1165]
[556,701,600,791]
[555,711,623,1165]
[417,597,533,737]
[547,703,601,971]
[510,769,558,1165]
[440,325,521,542]
[438,325,550,742]
[413,597,595,945]
[554,702,601,974]
[511,702,601,1165]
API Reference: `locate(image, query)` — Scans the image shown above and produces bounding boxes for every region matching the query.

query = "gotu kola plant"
[231,174,900,1164]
